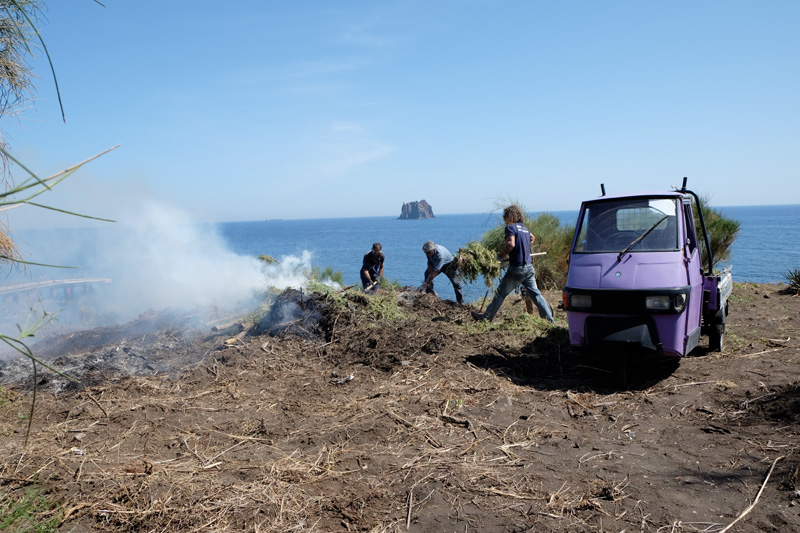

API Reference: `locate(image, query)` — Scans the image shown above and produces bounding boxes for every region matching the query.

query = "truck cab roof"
[584,190,688,203]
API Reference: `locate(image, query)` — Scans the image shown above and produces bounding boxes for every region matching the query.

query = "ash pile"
[250,288,329,342]
[0,289,336,392]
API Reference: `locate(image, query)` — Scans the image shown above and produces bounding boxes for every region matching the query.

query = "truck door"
[683,200,703,349]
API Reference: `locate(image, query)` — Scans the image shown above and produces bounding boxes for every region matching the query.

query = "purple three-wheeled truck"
[562,179,733,357]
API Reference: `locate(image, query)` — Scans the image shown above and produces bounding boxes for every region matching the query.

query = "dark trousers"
[361,269,379,289]
[424,262,463,304]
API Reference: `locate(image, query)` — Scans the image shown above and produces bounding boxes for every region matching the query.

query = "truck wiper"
[617,215,668,262]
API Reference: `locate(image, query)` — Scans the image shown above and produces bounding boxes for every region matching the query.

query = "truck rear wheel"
[707,303,727,352]
[708,323,724,352]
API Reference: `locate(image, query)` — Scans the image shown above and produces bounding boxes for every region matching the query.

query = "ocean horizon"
[217,204,800,303]
[9,204,800,307]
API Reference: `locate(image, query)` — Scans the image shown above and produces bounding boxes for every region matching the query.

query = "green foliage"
[523,213,574,290]
[695,194,740,268]
[463,303,553,336]
[480,211,575,290]
[308,266,344,286]
[377,277,403,291]
[361,288,407,321]
[0,485,62,533]
[257,254,279,264]
[784,267,800,293]
[316,283,406,322]
[454,241,502,288]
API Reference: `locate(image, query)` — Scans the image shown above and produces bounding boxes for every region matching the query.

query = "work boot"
[471,310,486,321]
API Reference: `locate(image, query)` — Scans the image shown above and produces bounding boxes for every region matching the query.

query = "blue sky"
[8,0,799,229]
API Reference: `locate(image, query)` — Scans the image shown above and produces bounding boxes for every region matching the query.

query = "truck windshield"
[574,198,679,253]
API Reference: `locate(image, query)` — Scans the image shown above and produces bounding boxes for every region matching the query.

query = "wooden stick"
[719,455,784,533]
[479,289,489,313]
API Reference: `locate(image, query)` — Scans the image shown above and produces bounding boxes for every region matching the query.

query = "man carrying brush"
[471,204,554,323]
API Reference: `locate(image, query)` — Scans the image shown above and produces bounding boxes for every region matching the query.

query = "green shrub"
[257,254,279,264]
[479,211,575,290]
[308,266,344,286]
[696,194,740,268]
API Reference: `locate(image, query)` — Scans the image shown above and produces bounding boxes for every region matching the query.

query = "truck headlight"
[673,293,687,312]
[571,294,592,309]
[645,295,671,310]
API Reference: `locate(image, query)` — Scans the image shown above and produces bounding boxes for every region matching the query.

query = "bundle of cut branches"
[455,241,502,288]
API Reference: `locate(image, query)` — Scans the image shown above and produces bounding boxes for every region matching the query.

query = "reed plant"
[0,0,118,449]
[784,267,800,294]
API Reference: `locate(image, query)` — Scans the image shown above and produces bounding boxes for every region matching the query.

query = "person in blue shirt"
[360,242,385,292]
[472,205,554,323]
[420,240,464,304]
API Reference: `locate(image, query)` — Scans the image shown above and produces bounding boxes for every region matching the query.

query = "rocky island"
[398,199,435,219]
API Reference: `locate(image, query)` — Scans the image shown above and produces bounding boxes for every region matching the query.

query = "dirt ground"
[1,282,799,532]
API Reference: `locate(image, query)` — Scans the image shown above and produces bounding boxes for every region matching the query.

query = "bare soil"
[1,282,799,532]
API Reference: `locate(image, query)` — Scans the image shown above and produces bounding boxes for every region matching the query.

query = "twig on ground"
[719,455,784,533]
[406,489,413,530]
[738,347,784,358]
[673,381,716,388]
[86,391,108,418]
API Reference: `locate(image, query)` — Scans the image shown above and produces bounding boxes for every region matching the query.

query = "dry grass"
[0,221,21,265]
[1,285,798,531]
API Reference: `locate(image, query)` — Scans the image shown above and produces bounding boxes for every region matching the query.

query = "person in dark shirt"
[420,240,464,304]
[471,205,554,323]
[360,243,385,292]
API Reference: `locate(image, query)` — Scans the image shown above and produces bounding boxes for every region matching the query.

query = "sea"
[8,204,800,306]
[217,204,799,303]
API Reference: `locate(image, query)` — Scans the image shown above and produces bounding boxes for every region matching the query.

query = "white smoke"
[1,201,321,346]
[94,201,315,319]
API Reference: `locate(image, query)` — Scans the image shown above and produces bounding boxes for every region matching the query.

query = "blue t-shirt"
[506,223,531,267]
[428,244,454,272]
